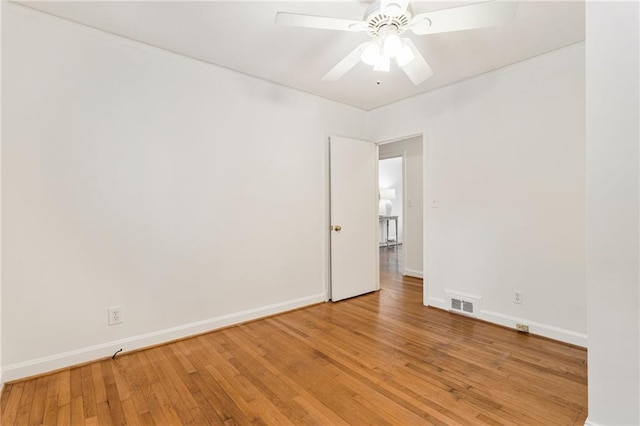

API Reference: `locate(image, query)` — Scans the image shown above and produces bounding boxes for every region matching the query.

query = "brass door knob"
[331,225,342,232]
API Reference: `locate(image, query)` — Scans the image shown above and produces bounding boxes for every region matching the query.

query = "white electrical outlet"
[513,291,523,305]
[108,306,123,325]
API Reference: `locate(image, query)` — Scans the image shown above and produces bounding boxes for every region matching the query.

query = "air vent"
[450,297,475,314]
[446,291,481,317]
[451,298,462,311]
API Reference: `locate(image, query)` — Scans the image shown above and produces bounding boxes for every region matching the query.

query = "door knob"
[331,225,342,232]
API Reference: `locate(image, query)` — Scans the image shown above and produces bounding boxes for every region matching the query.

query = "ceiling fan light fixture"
[395,41,415,66]
[382,33,402,57]
[361,42,381,66]
[373,54,391,72]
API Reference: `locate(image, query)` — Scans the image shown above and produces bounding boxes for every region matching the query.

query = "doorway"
[378,136,423,280]
[378,156,403,274]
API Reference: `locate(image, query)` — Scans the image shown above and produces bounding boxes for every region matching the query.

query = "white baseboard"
[427,297,587,347]
[479,310,587,347]
[583,418,602,426]
[427,297,448,309]
[403,268,423,278]
[2,293,325,383]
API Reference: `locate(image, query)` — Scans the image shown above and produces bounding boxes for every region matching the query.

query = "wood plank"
[80,365,97,420]
[15,377,37,424]
[43,372,62,423]
[120,398,143,426]
[70,395,85,426]
[0,383,13,414]
[2,382,24,425]
[57,369,72,409]
[56,403,71,426]
[42,394,60,424]
[69,367,84,426]
[28,375,49,425]
[100,361,126,426]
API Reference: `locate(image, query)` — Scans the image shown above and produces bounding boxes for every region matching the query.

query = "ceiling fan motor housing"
[364,1,412,36]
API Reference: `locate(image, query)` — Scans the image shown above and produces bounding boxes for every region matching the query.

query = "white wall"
[1,3,367,381]
[380,137,423,278]
[585,2,639,425]
[378,157,403,242]
[368,43,587,345]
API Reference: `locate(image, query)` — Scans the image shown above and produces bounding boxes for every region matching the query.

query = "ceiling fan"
[276,0,518,85]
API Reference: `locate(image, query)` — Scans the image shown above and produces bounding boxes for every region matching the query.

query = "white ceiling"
[18,1,585,111]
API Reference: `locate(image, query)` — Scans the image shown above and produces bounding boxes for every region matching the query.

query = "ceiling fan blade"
[399,39,433,85]
[322,43,368,81]
[410,0,518,35]
[276,12,367,32]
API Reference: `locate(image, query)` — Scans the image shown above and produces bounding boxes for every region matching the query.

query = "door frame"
[376,132,427,305]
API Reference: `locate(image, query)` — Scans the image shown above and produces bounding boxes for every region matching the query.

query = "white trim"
[325,135,333,302]
[428,297,448,310]
[1,293,325,382]
[479,310,587,347]
[403,269,423,278]
[423,134,430,308]
[428,297,587,347]
[375,144,381,291]
[583,418,603,426]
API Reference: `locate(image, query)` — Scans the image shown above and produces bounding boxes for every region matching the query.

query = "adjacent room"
[1,1,638,425]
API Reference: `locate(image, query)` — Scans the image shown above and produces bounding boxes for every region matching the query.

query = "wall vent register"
[446,290,481,318]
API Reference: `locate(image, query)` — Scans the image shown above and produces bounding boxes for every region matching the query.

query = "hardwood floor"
[1,247,587,425]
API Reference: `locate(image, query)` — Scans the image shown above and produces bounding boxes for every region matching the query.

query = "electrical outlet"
[513,291,523,304]
[516,323,529,333]
[108,306,123,326]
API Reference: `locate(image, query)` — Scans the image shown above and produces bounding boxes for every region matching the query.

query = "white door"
[329,136,379,302]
